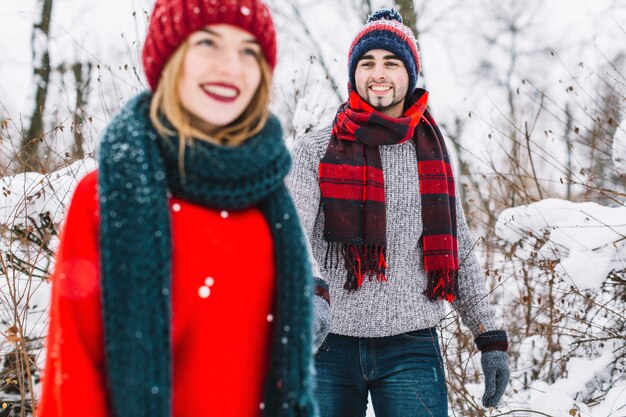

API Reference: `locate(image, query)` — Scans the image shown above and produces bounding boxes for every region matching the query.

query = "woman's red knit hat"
[142,0,277,90]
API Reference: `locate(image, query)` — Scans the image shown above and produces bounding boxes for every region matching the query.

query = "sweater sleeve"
[451,193,499,337]
[37,171,109,417]
[286,129,329,297]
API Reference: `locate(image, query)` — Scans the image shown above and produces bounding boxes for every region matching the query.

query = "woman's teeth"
[202,85,238,98]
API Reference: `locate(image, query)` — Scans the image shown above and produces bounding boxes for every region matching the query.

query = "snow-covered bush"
[489,114,626,415]
[0,159,95,413]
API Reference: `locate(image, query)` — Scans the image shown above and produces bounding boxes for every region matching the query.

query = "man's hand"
[481,350,509,408]
[313,295,330,351]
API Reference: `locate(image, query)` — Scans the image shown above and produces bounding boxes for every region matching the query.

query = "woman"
[37,1,316,416]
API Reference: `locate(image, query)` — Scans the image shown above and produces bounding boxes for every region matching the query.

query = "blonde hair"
[150,38,272,155]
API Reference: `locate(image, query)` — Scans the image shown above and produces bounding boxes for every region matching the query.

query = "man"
[288,8,510,417]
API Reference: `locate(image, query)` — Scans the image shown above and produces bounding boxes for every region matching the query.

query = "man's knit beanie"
[348,8,420,93]
[142,0,277,90]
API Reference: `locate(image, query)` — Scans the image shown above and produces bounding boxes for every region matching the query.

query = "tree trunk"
[564,104,573,200]
[394,0,418,38]
[71,62,92,160]
[393,0,424,82]
[19,0,54,173]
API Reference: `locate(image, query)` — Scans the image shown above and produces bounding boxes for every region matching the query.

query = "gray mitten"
[481,350,509,408]
[313,277,331,351]
[313,296,330,351]
[475,330,510,408]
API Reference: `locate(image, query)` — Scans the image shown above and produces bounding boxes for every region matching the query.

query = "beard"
[366,89,406,115]
[369,93,404,112]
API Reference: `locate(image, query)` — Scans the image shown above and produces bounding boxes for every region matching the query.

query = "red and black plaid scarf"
[319,88,459,302]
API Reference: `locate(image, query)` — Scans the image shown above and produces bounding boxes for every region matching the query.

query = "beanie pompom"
[368,8,403,24]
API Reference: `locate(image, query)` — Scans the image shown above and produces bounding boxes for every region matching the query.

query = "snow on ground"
[522,352,622,416]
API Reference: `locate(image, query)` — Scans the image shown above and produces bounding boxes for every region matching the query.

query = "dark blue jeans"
[314,328,448,417]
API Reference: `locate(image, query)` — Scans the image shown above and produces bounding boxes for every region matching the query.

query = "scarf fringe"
[325,242,387,291]
[424,270,459,302]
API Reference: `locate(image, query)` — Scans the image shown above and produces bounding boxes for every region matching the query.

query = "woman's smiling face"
[177,24,262,127]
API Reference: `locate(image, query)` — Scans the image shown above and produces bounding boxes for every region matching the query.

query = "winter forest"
[0,0,625,416]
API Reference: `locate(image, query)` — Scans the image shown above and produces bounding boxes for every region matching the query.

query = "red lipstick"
[200,82,241,103]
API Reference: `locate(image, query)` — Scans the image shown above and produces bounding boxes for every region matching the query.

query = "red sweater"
[38,171,275,417]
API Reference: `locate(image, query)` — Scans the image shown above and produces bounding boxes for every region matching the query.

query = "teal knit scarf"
[98,92,315,417]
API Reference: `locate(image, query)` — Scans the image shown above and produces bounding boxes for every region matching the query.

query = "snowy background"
[1,0,625,416]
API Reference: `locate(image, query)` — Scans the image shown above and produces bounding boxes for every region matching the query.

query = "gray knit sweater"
[286,125,499,338]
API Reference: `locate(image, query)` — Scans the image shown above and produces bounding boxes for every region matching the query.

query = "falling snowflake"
[198,286,211,298]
